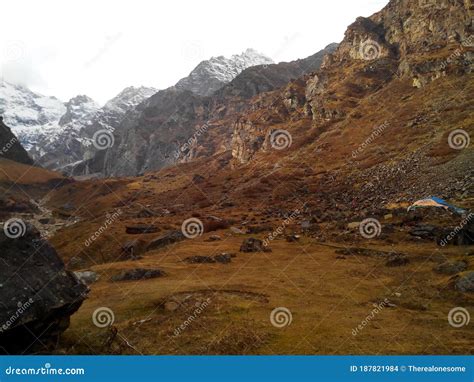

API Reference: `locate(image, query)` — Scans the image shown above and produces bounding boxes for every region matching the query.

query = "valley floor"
[60,234,473,355]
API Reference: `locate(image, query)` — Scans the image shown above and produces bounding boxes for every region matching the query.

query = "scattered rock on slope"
[454,272,474,293]
[240,238,272,253]
[111,268,166,282]
[146,231,185,251]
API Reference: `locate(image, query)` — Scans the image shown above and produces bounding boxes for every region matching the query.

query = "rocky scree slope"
[229,0,473,205]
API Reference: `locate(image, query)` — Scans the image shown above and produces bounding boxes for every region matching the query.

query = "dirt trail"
[22,195,81,239]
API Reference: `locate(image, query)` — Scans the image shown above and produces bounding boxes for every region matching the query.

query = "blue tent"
[407,196,466,215]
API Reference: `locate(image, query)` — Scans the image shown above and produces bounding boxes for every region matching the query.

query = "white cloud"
[0,0,388,104]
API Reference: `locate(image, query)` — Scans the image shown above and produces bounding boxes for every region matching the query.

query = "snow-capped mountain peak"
[0,81,66,132]
[0,81,158,170]
[103,86,157,114]
[175,49,274,96]
[59,95,100,128]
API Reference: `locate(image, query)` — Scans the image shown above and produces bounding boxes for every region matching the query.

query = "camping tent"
[407,196,467,216]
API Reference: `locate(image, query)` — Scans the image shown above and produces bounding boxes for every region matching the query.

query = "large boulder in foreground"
[0,224,88,354]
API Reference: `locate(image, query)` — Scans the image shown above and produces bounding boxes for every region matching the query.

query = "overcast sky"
[0,0,388,105]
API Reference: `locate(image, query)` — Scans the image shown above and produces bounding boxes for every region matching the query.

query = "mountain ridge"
[175,48,274,96]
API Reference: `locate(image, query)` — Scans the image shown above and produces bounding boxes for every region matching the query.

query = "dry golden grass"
[59,232,473,355]
[0,158,64,185]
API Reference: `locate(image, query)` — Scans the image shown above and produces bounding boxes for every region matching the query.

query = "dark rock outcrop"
[434,261,467,275]
[184,253,232,264]
[110,268,165,282]
[385,255,409,267]
[120,239,145,260]
[125,224,159,234]
[454,272,474,293]
[240,238,272,253]
[0,117,33,165]
[0,225,88,354]
[146,231,185,251]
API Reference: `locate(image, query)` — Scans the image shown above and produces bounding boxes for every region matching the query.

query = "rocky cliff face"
[0,117,33,165]
[99,46,337,177]
[58,95,100,127]
[175,49,274,96]
[100,87,209,176]
[305,0,473,122]
[216,44,338,101]
[29,94,100,169]
[36,87,156,173]
[231,0,473,164]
